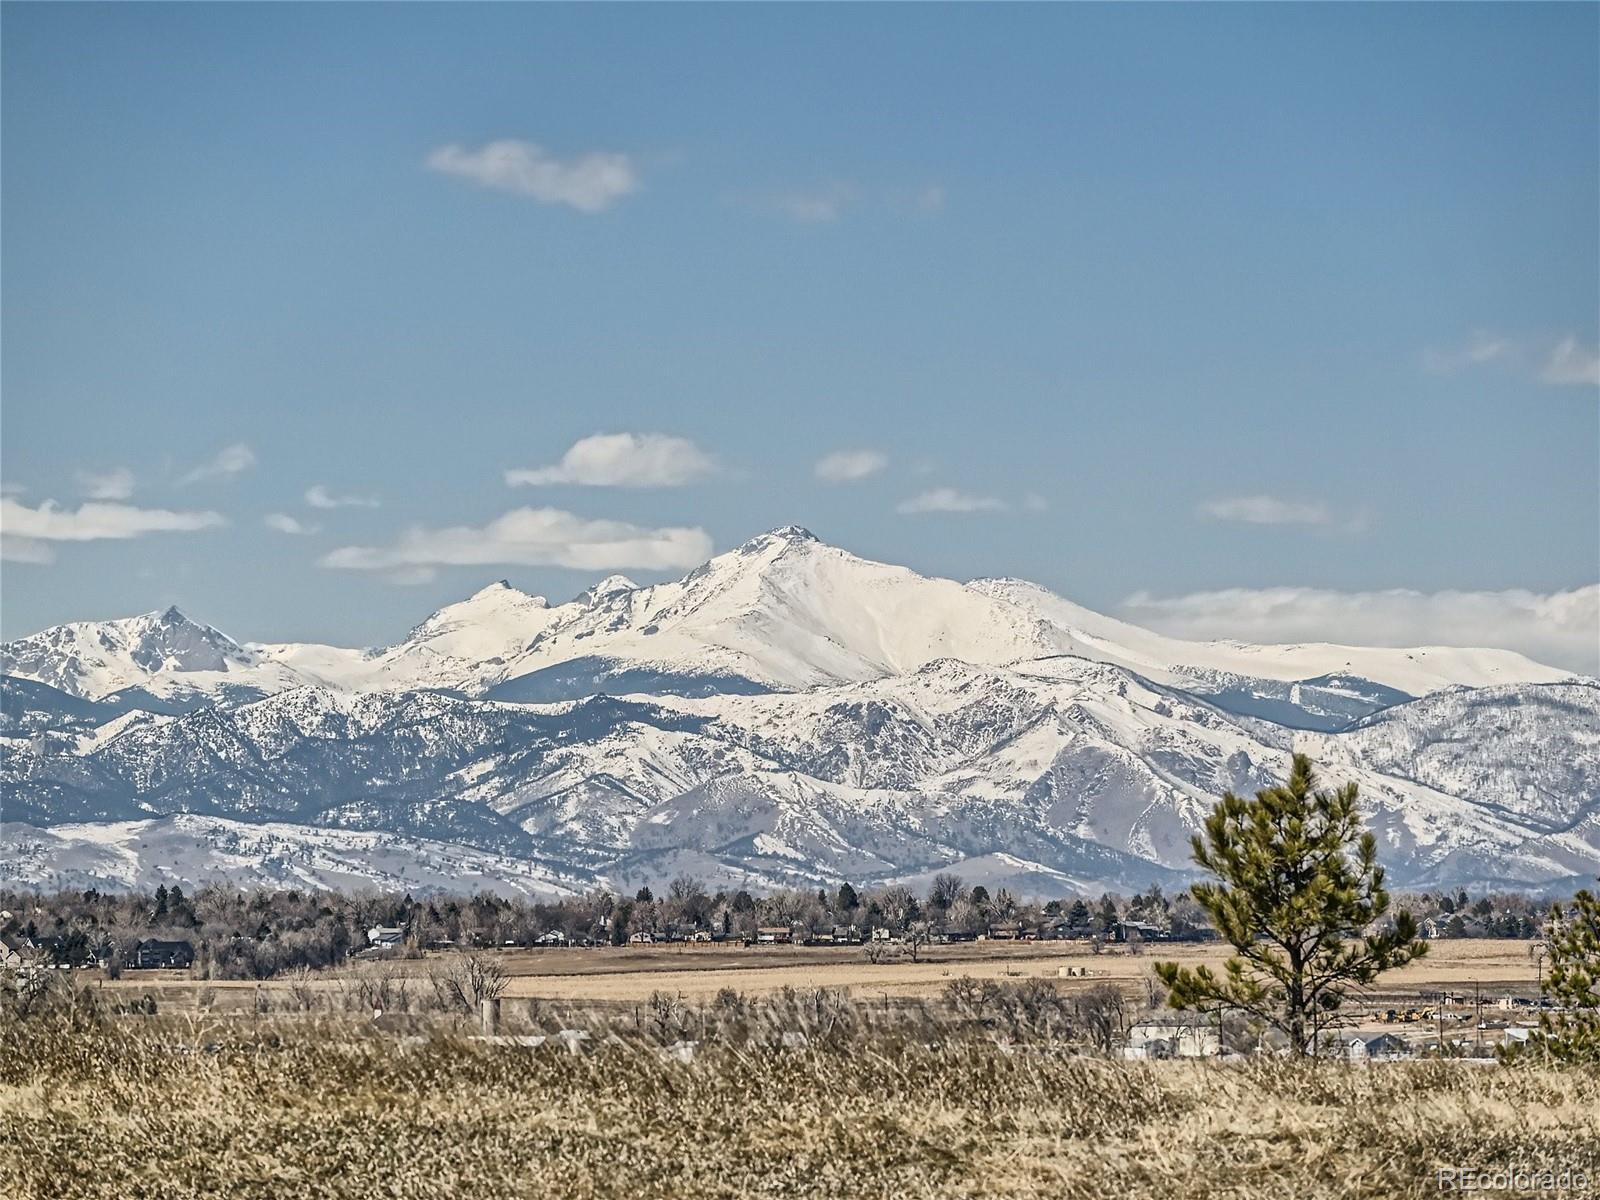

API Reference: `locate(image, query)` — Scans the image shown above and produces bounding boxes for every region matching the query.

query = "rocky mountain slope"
[2,528,1592,896]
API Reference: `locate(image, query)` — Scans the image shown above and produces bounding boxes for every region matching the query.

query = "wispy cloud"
[75,466,136,501]
[264,513,319,535]
[896,487,1008,515]
[1120,583,1599,675]
[320,507,712,583]
[426,140,638,213]
[748,181,946,224]
[1540,337,1600,387]
[815,449,888,483]
[1422,331,1512,375]
[1198,495,1333,527]
[1,497,225,563]
[506,433,716,488]
[305,484,380,510]
[178,442,256,485]
[772,182,855,224]
[0,535,54,564]
[1423,330,1599,388]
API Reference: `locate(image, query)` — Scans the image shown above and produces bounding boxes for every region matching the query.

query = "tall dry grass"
[2,984,1596,1200]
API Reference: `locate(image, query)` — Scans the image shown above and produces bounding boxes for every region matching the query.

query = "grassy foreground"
[3,1009,1597,1200]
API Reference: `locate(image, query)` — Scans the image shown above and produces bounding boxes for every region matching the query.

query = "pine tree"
[1154,754,1426,1055]
[1533,888,1600,1063]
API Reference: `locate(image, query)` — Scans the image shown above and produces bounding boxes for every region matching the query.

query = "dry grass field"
[2,1001,1596,1200]
[83,937,1549,1011]
[486,937,1545,1002]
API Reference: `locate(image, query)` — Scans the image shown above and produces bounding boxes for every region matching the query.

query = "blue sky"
[3,3,1597,669]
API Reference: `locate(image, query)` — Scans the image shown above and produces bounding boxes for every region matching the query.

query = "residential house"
[132,939,195,970]
[1124,1020,1221,1059]
[755,926,792,945]
[0,934,36,970]
[366,926,406,950]
[1111,921,1166,944]
[1363,1033,1412,1060]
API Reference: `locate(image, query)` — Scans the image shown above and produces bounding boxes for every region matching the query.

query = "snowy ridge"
[4,657,1596,895]
[1,527,1590,895]
[3,527,1569,707]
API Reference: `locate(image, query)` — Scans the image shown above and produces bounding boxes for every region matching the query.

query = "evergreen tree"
[1532,887,1600,1063]
[610,901,634,946]
[1154,754,1426,1055]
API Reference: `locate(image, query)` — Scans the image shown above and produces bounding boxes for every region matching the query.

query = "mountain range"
[3,526,1595,898]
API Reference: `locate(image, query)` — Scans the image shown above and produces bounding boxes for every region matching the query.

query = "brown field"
[84,938,1545,1013]
[6,938,1592,1198]
[496,936,1543,1001]
[3,1003,1597,1200]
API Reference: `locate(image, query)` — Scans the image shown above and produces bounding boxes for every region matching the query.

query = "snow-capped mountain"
[2,527,1591,896]
[4,527,1569,719]
[0,606,311,707]
[4,662,1595,896]
[256,580,559,694]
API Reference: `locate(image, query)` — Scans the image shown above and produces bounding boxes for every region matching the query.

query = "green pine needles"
[1155,753,1427,1055]
[1531,888,1600,1063]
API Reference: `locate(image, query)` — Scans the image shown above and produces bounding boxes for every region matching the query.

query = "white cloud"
[1,535,54,564]
[178,443,256,485]
[1198,495,1333,527]
[1422,331,1512,375]
[426,140,638,213]
[1120,583,1600,675]
[305,484,380,510]
[320,507,713,578]
[772,182,855,223]
[1,497,226,545]
[753,181,946,223]
[815,449,888,483]
[264,513,318,535]
[76,467,135,501]
[896,488,1008,515]
[1540,337,1600,387]
[506,433,716,488]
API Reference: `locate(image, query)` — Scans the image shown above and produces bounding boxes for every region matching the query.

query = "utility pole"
[1474,979,1482,1057]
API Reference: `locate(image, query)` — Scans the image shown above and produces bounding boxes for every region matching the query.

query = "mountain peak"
[466,579,536,603]
[768,524,819,543]
[587,575,638,604]
[737,525,821,556]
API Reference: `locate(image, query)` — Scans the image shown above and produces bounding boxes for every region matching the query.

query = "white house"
[1124,1020,1221,1059]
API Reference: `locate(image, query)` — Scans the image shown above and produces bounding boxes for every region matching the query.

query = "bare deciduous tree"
[428,951,508,1014]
